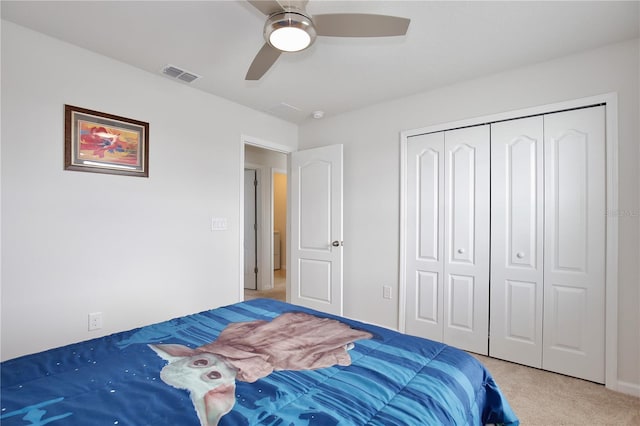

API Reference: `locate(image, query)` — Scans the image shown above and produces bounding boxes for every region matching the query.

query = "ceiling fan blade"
[279,0,308,11]
[245,43,282,80]
[247,0,284,16]
[314,14,410,37]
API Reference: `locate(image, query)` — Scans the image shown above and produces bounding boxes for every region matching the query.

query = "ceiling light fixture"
[264,11,316,52]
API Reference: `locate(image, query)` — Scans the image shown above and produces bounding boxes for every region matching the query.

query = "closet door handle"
[516,252,525,259]
[332,241,343,247]
[457,248,465,254]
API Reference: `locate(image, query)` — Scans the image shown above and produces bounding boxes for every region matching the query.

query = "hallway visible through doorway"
[244,269,286,302]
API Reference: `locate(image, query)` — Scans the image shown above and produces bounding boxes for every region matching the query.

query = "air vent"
[161,64,201,83]
[178,72,199,83]
[269,102,302,114]
[267,102,305,122]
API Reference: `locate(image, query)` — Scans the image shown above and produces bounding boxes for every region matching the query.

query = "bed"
[1,298,518,425]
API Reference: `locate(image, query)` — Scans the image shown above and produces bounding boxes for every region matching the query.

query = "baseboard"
[616,380,640,397]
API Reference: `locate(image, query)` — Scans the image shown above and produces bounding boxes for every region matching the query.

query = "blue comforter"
[1,299,518,425]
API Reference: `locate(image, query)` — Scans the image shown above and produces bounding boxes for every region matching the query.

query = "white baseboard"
[616,380,640,397]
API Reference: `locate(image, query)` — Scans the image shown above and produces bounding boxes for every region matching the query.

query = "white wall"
[0,21,297,361]
[299,38,640,391]
[2,19,638,393]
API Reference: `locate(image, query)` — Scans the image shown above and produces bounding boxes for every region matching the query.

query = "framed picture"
[65,105,149,177]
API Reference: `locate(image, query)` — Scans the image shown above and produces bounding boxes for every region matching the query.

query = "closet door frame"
[399,92,619,391]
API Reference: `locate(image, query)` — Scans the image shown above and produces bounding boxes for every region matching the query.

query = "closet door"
[443,125,490,355]
[489,117,544,368]
[405,132,445,342]
[543,106,605,383]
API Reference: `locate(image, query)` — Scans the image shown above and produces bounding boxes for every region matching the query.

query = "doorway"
[243,168,258,290]
[243,143,288,302]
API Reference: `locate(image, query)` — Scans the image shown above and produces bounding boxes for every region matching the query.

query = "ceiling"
[2,1,638,123]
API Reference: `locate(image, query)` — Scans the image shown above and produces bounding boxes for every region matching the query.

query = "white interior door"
[243,169,257,290]
[405,132,445,342]
[443,125,490,355]
[543,106,605,383]
[490,116,544,368]
[290,144,343,316]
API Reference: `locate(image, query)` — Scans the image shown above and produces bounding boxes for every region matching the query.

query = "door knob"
[332,241,343,247]
[457,248,465,254]
[516,252,525,259]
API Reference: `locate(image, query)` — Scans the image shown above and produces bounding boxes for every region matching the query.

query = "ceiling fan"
[246,0,410,80]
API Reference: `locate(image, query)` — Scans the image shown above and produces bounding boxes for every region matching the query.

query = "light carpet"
[473,354,640,425]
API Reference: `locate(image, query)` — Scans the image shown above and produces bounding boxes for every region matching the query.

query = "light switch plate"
[383,285,392,299]
[211,217,228,231]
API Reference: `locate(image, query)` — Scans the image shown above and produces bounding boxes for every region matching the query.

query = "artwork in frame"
[64,105,149,177]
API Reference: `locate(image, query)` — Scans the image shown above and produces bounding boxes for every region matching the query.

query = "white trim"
[603,95,619,393]
[244,164,274,291]
[399,93,620,392]
[258,167,273,290]
[239,139,245,302]
[239,135,294,302]
[399,93,614,139]
[243,165,264,291]
[242,134,294,154]
[398,130,408,333]
[616,380,640,398]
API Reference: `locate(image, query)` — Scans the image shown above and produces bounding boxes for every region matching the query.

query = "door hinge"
[254,179,258,187]
[254,223,257,230]
[254,267,258,274]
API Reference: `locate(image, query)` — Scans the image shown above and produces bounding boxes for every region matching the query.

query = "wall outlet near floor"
[88,312,103,331]
[383,285,392,299]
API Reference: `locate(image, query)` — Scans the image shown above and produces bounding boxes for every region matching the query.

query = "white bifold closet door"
[490,106,605,383]
[406,131,445,343]
[489,116,545,368]
[406,125,490,355]
[542,106,605,383]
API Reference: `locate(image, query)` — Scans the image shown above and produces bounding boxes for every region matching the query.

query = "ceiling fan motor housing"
[264,11,317,52]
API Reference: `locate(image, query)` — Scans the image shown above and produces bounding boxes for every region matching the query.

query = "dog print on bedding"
[150,312,373,426]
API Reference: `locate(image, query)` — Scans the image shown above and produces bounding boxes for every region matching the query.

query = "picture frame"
[65,105,149,177]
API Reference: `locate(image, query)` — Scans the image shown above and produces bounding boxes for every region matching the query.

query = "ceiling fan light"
[265,11,316,52]
[270,27,310,52]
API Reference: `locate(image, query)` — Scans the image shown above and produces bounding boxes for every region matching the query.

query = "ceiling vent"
[267,102,305,122]
[161,64,201,83]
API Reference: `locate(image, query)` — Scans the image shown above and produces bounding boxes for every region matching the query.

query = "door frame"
[272,167,288,273]
[399,93,619,391]
[243,167,259,290]
[239,135,293,301]
[243,163,272,291]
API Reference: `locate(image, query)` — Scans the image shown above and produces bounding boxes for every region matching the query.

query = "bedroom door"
[290,144,344,316]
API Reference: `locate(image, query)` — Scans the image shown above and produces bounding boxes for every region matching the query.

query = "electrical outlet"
[383,285,392,299]
[88,312,103,331]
